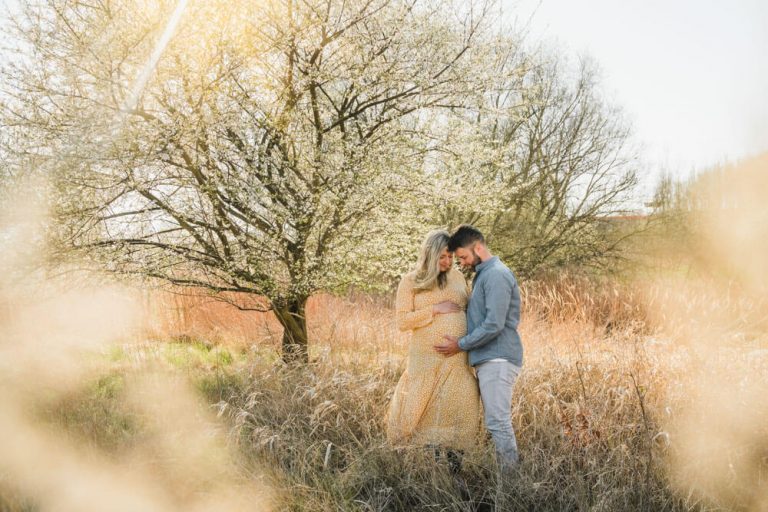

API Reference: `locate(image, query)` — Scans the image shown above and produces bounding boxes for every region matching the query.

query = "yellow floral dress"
[386,267,483,451]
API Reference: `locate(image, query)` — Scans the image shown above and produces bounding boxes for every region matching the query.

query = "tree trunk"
[275,297,309,364]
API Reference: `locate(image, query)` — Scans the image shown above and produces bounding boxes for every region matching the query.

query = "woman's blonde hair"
[412,230,451,291]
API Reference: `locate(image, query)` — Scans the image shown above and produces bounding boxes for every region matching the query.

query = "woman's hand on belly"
[432,300,462,315]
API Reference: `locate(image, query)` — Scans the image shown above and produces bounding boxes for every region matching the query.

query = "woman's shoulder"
[447,267,467,280]
[399,270,418,285]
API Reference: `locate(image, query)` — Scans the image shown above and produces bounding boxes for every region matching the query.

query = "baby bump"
[432,311,467,337]
[408,312,467,362]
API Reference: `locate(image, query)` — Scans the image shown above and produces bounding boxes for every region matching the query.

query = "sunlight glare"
[118,0,190,124]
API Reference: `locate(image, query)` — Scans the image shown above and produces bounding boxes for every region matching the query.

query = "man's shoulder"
[483,260,516,283]
[487,258,512,274]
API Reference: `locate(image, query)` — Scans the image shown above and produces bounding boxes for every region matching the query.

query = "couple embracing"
[386,225,523,473]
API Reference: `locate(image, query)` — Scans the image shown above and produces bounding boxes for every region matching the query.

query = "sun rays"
[118,0,190,125]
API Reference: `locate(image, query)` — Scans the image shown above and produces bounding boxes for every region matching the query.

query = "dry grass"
[2,275,767,511]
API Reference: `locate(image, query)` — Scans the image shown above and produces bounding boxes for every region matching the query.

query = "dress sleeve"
[395,274,434,332]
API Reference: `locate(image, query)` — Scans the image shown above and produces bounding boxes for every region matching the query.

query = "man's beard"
[462,253,481,271]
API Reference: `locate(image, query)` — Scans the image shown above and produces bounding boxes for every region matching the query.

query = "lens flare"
[117,0,189,125]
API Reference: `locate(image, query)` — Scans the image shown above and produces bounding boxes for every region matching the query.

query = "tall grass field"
[2,274,766,511]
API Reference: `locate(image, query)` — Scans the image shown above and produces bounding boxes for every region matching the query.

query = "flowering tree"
[1,0,494,362]
[2,0,639,363]
[432,56,638,277]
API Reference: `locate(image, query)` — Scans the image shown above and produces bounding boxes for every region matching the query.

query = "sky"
[506,0,768,193]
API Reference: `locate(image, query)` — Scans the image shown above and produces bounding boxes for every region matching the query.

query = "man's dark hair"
[448,224,485,252]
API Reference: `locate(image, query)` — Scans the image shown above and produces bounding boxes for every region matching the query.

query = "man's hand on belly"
[434,335,461,357]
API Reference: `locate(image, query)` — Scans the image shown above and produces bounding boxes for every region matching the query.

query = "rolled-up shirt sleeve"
[395,274,434,332]
[458,272,512,350]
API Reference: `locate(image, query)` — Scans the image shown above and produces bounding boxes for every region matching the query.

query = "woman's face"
[438,247,453,272]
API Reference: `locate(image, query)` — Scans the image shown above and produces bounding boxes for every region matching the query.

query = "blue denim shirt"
[458,256,523,367]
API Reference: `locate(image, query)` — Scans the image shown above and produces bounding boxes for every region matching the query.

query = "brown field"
[2,272,767,511]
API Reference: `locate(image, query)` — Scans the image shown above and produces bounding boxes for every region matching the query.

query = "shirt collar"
[475,256,499,274]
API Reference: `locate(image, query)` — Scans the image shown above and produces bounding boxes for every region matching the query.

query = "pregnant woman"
[386,230,483,459]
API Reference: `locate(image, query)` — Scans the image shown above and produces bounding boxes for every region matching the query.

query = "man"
[434,225,523,471]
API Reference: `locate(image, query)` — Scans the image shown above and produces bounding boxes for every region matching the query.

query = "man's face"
[454,244,481,270]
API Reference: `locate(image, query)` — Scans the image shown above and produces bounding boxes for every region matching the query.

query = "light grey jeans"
[476,360,521,470]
